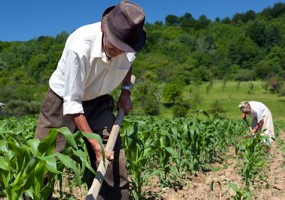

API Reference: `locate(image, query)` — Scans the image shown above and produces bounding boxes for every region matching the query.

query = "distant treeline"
[0,2,284,116]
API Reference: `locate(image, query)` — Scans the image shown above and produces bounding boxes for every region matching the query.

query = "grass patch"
[182,80,285,121]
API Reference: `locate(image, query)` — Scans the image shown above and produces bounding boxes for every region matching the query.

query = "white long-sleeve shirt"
[49,22,136,115]
[248,101,275,144]
[248,101,269,123]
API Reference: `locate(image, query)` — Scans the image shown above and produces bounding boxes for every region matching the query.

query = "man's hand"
[89,139,114,164]
[117,90,133,115]
[242,113,246,120]
[249,127,254,134]
[71,113,114,164]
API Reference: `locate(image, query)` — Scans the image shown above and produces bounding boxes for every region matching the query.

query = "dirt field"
[142,131,285,200]
[54,131,285,200]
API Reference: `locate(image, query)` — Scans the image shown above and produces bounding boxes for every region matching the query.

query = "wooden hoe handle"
[86,75,136,200]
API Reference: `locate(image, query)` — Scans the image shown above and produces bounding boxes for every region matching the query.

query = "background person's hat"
[102,1,146,52]
[238,101,248,108]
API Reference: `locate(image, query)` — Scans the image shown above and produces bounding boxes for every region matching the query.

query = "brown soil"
[54,131,285,200]
[142,131,285,200]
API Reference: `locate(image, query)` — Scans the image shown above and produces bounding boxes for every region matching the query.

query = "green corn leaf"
[0,140,7,151]
[38,128,58,155]
[228,182,238,192]
[81,131,103,144]
[7,140,27,169]
[38,155,61,174]
[81,131,105,160]
[34,162,50,197]
[57,127,78,150]
[0,156,9,171]
[165,147,179,158]
[72,148,95,175]
[27,139,40,157]
[53,152,81,185]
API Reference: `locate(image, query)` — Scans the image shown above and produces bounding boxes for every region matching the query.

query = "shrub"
[208,100,226,118]
[143,96,160,116]
[234,69,255,81]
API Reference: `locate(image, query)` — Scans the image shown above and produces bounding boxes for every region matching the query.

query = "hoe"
[86,75,136,200]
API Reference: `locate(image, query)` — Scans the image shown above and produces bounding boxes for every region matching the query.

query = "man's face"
[241,106,251,114]
[103,34,124,58]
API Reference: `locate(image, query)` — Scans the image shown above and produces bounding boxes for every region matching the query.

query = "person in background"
[238,101,275,154]
[34,1,146,199]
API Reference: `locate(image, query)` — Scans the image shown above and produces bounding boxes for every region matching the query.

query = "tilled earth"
[54,131,285,200]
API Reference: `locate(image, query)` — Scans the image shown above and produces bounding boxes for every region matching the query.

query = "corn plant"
[2,113,276,199]
[227,182,252,200]
[235,132,270,187]
[121,119,153,199]
[152,128,180,187]
[0,122,100,199]
[122,113,245,194]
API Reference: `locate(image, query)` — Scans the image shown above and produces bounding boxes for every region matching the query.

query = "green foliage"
[121,121,152,199]
[184,80,285,121]
[1,113,281,199]
[263,76,284,94]
[172,104,189,118]
[208,100,226,118]
[188,87,203,110]
[122,114,244,183]
[162,83,182,104]
[165,15,180,26]
[0,118,99,199]
[234,69,255,81]
[143,96,160,116]
[134,82,161,116]
[3,100,30,116]
[2,100,41,117]
[1,3,285,110]
[235,133,270,186]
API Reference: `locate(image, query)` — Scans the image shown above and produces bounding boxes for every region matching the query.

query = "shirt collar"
[90,29,105,60]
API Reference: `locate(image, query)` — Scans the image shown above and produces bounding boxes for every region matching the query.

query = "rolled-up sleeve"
[63,49,86,115]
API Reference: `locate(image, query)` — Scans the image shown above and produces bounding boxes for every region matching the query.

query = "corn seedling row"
[0,115,282,199]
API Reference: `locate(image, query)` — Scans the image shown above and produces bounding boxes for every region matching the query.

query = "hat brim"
[102,6,146,52]
[238,101,248,108]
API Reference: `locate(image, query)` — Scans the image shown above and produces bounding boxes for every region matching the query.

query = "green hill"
[183,80,285,121]
[0,3,285,118]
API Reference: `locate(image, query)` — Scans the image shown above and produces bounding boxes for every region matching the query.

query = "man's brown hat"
[102,1,146,52]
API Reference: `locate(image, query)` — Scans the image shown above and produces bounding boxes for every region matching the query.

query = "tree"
[209,100,226,118]
[162,83,182,104]
[180,12,196,28]
[28,53,49,81]
[173,98,190,117]
[264,25,283,49]
[165,14,180,26]
[195,15,211,30]
[3,100,30,116]
[261,2,285,19]
[232,10,256,24]
[263,76,284,94]
[227,36,260,68]
[143,96,160,116]
[234,69,255,81]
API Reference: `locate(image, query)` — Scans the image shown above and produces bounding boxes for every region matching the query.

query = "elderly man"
[238,101,275,153]
[34,1,146,199]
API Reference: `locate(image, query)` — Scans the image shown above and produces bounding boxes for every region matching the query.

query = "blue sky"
[1,0,284,42]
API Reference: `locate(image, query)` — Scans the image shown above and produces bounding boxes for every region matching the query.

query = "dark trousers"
[35,88,129,199]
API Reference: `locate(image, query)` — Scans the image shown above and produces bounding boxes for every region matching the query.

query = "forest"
[0,2,285,117]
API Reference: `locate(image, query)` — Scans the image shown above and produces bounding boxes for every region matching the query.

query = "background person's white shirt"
[248,101,275,144]
[249,101,268,123]
[49,22,135,115]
